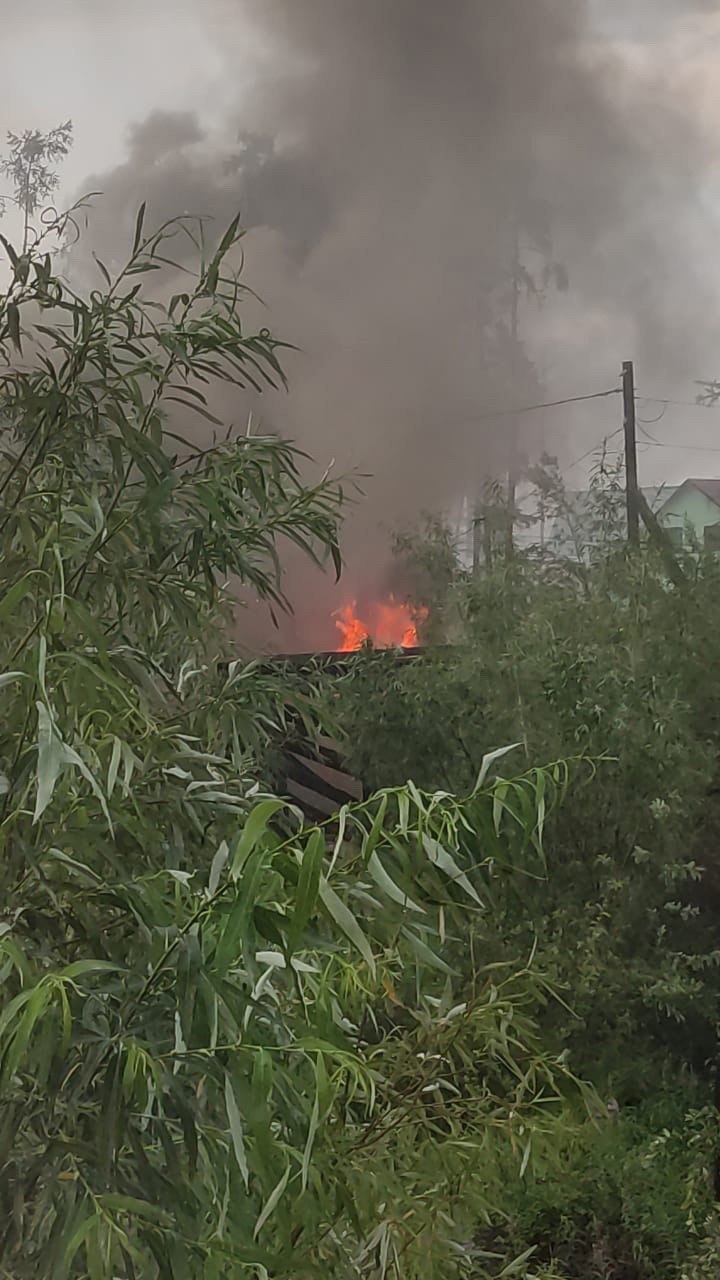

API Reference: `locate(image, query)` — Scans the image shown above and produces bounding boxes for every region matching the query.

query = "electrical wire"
[637,423,664,446]
[636,393,720,410]
[458,379,720,474]
[470,385,716,425]
[637,418,720,453]
[472,386,621,421]
[637,404,668,426]
[635,439,720,453]
[633,394,720,473]
[565,428,623,471]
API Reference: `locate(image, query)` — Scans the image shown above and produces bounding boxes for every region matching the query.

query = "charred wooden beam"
[284,734,363,824]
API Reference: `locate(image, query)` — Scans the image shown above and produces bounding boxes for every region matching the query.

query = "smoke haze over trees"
[8,0,720,645]
[5,11,720,1277]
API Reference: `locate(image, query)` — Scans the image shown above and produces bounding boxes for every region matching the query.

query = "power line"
[636,439,720,454]
[566,428,623,471]
[637,420,720,453]
[473,386,621,422]
[468,383,717,432]
[636,393,720,410]
[637,404,668,426]
[637,423,664,447]
[463,378,720,477]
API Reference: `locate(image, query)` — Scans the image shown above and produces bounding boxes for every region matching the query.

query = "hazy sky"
[0,2,242,187]
[2,3,717,197]
[3,0,720,582]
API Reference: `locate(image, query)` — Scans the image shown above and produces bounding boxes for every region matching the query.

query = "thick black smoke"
[73,0,720,649]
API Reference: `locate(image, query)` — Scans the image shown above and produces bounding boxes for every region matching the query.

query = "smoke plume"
[71,0,720,649]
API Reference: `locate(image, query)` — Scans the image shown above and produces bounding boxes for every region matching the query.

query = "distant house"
[451,477,720,567]
[545,486,676,561]
[656,479,720,551]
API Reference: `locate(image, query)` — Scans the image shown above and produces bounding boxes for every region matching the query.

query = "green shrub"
[335,509,720,1075]
[479,1086,719,1279]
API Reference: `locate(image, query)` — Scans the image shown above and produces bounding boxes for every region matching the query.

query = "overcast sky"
[2,3,717,185]
[3,0,720,507]
[0,2,244,187]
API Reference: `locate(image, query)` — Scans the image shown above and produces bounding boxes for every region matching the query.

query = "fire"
[334,604,371,651]
[334,596,425,652]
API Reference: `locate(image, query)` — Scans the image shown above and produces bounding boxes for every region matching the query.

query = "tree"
[0,120,73,249]
[0,207,577,1278]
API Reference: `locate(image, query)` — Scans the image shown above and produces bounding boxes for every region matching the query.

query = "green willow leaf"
[0,671,27,690]
[401,927,456,975]
[475,743,522,791]
[63,1210,98,1269]
[253,1164,290,1240]
[225,1073,250,1189]
[33,702,64,822]
[132,201,147,255]
[422,834,484,906]
[2,983,52,1082]
[59,960,120,981]
[318,877,376,974]
[367,851,424,914]
[6,302,21,352]
[231,797,286,880]
[100,1192,169,1224]
[288,829,324,955]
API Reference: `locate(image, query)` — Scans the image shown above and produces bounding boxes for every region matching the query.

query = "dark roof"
[261,646,427,666]
[682,478,720,507]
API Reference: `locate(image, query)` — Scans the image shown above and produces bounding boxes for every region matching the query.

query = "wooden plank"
[288,752,363,801]
[286,779,342,818]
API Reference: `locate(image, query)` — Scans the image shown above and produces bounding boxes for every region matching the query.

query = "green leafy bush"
[0,210,588,1278]
[336,502,720,1077]
[479,1087,719,1279]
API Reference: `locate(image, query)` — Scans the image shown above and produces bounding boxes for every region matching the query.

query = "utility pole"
[471,499,482,575]
[621,357,685,586]
[622,360,640,548]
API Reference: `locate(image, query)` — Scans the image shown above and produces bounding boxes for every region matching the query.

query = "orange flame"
[334,604,370,651]
[334,597,425,652]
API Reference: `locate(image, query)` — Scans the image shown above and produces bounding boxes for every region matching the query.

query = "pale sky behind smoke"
[3,1,720,645]
[2,0,719,483]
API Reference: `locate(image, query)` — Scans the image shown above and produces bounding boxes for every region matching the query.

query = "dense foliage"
[0,212,598,1279]
[1,198,719,1279]
[481,1084,720,1280]
[336,470,720,1275]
